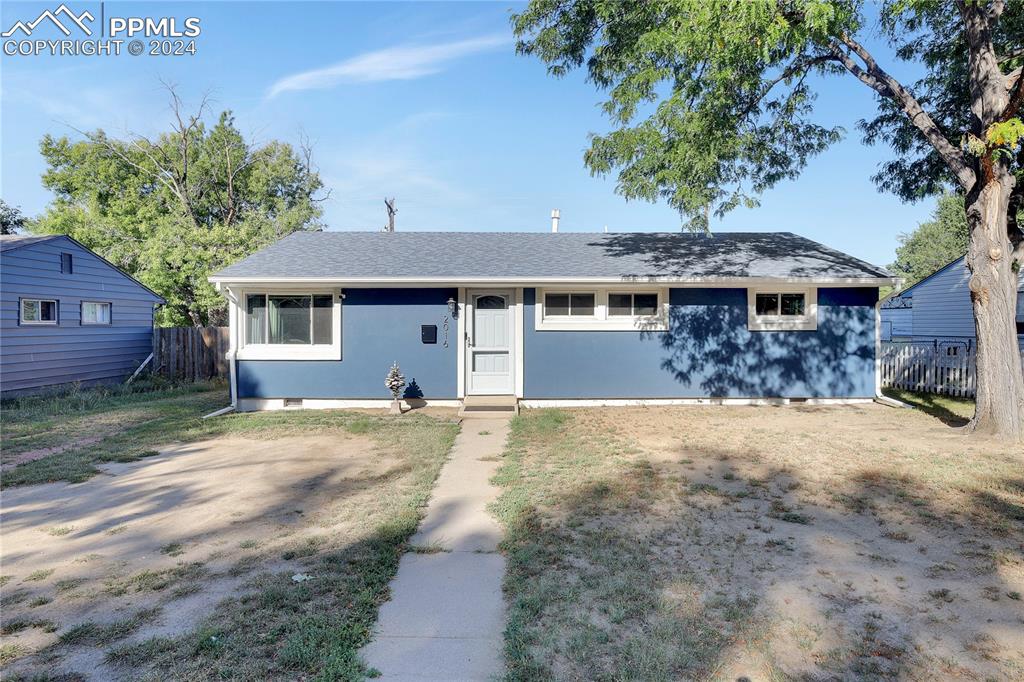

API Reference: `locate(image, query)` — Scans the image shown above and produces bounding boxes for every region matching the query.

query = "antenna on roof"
[383,198,397,232]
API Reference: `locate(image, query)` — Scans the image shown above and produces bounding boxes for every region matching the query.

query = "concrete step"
[459,395,519,418]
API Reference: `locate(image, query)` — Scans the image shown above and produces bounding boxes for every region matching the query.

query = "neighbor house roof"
[883,255,1024,306]
[1,234,165,302]
[212,231,895,284]
[0,234,64,252]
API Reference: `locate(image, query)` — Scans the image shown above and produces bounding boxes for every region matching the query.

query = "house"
[209,231,897,411]
[1,235,164,396]
[881,255,1024,350]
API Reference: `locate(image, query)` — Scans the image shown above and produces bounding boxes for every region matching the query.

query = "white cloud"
[265,34,508,99]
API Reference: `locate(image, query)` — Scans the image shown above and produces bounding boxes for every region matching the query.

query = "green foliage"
[864,1,1023,199]
[515,0,858,229]
[0,199,26,235]
[889,193,968,286]
[31,102,324,326]
[513,1,1023,223]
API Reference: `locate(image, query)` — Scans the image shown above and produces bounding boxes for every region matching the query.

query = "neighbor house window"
[244,294,333,345]
[747,288,817,331]
[81,301,111,325]
[535,288,668,331]
[544,293,595,317]
[609,293,659,316]
[61,253,73,274]
[20,298,58,325]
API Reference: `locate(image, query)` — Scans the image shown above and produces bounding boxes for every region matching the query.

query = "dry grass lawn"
[494,401,1024,681]
[0,384,459,681]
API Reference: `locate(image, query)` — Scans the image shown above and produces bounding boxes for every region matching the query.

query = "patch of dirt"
[1,436,106,471]
[0,432,396,680]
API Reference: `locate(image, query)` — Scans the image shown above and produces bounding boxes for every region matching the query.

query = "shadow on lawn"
[0,412,457,681]
[883,388,972,427]
[496,411,1024,681]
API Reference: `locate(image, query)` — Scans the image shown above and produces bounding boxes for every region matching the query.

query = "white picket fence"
[880,342,1024,398]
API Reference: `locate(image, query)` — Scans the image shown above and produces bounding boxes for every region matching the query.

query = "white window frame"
[80,301,112,325]
[535,287,669,331]
[20,298,58,325]
[235,289,342,360]
[747,287,817,331]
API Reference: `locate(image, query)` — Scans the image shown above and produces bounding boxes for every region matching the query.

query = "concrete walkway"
[361,418,510,681]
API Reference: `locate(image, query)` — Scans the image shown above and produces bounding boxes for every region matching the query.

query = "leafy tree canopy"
[889,194,968,287]
[1,200,26,235]
[32,94,324,326]
[512,0,1023,229]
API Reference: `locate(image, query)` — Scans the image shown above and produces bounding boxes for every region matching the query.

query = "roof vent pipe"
[551,209,560,233]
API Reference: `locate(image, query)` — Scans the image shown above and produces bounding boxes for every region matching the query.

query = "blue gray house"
[881,255,1024,350]
[209,231,897,411]
[1,235,164,396]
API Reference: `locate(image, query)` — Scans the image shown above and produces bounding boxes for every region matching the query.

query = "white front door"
[468,291,513,395]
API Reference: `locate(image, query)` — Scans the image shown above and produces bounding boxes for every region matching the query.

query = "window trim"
[535,288,668,331]
[747,287,817,331]
[80,300,112,326]
[235,289,342,360]
[20,298,59,325]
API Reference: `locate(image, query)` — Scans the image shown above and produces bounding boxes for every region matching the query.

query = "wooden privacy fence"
[154,326,229,381]
[880,341,1024,398]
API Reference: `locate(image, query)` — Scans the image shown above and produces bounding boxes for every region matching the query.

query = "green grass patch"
[59,607,162,646]
[23,568,55,582]
[883,388,974,424]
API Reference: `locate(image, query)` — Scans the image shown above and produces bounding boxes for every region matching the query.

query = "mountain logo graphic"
[2,4,95,37]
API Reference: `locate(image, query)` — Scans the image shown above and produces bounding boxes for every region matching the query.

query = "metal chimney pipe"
[551,209,560,233]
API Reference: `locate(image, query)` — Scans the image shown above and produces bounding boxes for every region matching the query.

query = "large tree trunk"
[963,171,1024,440]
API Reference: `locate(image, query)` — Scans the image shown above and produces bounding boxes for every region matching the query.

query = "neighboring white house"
[881,255,1024,350]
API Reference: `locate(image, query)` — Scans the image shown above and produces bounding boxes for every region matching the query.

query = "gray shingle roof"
[211,231,894,282]
[0,235,63,252]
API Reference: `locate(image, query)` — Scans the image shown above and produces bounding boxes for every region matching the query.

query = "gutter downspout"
[873,296,912,409]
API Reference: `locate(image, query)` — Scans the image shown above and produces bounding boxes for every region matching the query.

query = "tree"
[513,0,1024,439]
[32,87,326,326]
[1,200,26,235]
[891,194,969,286]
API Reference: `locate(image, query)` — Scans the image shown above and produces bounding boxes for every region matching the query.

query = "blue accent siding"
[237,288,457,399]
[523,287,877,398]
[1,237,162,395]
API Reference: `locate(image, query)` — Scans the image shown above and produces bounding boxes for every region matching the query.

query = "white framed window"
[535,288,668,331]
[747,287,817,331]
[81,301,111,325]
[20,298,58,325]
[543,292,596,318]
[236,290,342,360]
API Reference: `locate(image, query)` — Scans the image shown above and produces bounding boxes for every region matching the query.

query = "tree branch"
[828,34,976,190]
[738,52,832,119]
[1003,67,1024,120]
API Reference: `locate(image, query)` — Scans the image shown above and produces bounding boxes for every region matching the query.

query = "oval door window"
[476,295,507,309]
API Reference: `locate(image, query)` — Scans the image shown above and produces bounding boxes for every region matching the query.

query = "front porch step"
[459,395,519,418]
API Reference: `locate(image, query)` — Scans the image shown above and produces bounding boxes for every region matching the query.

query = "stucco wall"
[237,287,458,399]
[522,287,877,399]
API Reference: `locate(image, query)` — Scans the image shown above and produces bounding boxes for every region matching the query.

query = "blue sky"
[2,1,939,267]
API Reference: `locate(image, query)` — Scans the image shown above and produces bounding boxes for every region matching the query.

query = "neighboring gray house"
[1,235,164,396]
[881,255,1024,350]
